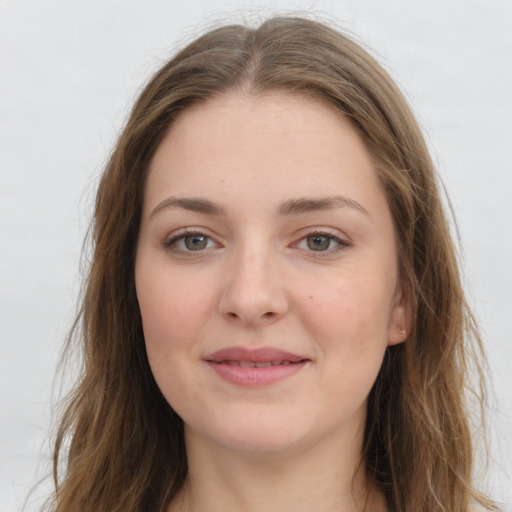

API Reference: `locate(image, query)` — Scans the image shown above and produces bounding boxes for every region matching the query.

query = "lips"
[205,346,307,364]
[216,360,296,367]
[204,347,310,386]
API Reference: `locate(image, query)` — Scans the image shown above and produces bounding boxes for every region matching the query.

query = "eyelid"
[161,226,350,256]
[291,227,351,254]
[162,227,222,253]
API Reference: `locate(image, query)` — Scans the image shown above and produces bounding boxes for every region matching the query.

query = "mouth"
[205,346,308,363]
[204,347,311,386]
[208,359,308,368]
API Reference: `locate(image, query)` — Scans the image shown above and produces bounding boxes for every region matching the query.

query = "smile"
[204,347,310,386]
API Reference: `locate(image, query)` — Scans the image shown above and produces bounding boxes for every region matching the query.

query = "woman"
[46,16,498,512]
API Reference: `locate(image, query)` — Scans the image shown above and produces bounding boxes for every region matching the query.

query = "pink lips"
[204,347,310,386]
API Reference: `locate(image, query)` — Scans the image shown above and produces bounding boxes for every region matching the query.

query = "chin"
[187,411,313,456]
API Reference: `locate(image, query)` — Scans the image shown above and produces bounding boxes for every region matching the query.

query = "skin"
[135,92,409,512]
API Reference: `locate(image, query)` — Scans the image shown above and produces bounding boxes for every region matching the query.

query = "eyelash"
[163,229,220,254]
[293,230,349,255]
[162,228,350,256]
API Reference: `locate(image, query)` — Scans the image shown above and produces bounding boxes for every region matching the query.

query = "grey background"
[1,0,511,510]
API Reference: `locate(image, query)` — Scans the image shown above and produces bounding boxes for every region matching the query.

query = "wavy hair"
[45,16,497,512]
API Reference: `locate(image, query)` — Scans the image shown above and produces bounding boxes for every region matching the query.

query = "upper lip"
[204,346,309,364]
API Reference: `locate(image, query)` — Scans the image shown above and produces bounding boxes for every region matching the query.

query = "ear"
[387,283,412,346]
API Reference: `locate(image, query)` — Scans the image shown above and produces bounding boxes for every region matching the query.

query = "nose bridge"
[219,234,287,326]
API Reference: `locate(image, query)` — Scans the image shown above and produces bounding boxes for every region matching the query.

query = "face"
[135,93,409,455]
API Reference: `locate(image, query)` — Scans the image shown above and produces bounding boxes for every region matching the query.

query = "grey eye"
[306,235,333,251]
[184,234,209,251]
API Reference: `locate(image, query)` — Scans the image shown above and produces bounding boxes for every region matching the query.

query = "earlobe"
[396,324,407,335]
[387,286,412,346]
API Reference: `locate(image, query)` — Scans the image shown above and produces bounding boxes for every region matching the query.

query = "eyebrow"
[149,195,369,219]
[278,196,369,216]
[150,197,226,218]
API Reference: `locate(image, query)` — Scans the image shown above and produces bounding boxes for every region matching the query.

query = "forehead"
[144,92,385,217]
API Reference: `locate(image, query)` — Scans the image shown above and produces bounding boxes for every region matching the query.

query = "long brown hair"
[46,16,497,512]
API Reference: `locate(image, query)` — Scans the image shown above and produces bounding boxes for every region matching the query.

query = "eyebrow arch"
[278,196,369,216]
[149,197,226,218]
[149,195,369,219]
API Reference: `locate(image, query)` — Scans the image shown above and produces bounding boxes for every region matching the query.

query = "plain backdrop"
[1,0,511,510]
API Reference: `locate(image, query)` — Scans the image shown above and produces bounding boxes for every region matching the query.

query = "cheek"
[303,277,391,410]
[136,264,216,359]
[298,268,394,393]
[303,271,394,345]
[135,265,219,416]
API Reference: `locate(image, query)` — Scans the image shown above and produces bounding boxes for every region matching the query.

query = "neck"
[168,424,388,512]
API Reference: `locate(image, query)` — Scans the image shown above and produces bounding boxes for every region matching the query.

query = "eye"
[165,231,218,253]
[295,232,348,253]
[306,234,333,251]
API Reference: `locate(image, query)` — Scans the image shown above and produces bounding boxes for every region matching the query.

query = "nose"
[218,243,289,327]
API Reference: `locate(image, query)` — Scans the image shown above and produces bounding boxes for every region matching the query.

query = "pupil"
[307,235,330,251]
[185,235,207,251]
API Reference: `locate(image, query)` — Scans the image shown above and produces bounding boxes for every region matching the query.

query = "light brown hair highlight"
[45,16,497,512]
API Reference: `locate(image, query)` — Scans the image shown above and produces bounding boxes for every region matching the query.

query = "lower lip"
[206,361,308,386]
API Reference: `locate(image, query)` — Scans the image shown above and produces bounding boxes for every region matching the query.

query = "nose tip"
[218,253,288,327]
